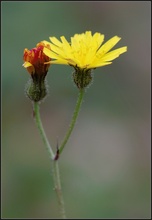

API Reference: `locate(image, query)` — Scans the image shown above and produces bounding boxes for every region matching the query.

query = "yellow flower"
[43,31,127,70]
[23,42,51,77]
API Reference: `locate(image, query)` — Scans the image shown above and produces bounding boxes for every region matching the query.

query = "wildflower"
[43,31,127,89]
[23,42,51,102]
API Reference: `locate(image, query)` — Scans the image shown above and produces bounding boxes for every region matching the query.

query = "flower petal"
[49,37,62,47]
[100,46,127,61]
[22,61,32,67]
[89,61,112,69]
[97,36,121,55]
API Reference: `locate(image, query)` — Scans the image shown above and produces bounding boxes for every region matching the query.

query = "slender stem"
[33,102,55,160]
[52,160,66,219]
[33,102,66,218]
[59,89,85,154]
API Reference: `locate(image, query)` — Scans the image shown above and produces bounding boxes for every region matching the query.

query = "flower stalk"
[59,88,85,155]
[52,160,66,219]
[33,102,66,218]
[33,102,54,159]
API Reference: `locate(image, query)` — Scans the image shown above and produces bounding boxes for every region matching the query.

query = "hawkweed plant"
[23,31,127,218]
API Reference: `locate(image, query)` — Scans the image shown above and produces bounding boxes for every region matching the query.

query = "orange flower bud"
[23,42,51,77]
[23,42,51,102]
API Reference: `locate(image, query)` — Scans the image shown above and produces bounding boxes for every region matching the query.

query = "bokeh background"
[1,1,151,219]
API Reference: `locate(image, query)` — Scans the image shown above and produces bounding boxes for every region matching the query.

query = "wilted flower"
[23,42,51,78]
[23,42,51,102]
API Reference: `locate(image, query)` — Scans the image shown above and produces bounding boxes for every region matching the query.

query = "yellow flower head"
[43,31,127,70]
[23,42,51,76]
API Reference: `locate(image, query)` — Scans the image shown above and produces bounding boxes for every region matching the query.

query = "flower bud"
[26,78,48,102]
[23,42,51,102]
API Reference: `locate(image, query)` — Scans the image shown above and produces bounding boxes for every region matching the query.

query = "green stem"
[59,89,85,154]
[52,160,66,219]
[33,102,66,218]
[33,102,54,160]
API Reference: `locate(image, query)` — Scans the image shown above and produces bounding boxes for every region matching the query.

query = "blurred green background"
[1,1,150,219]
